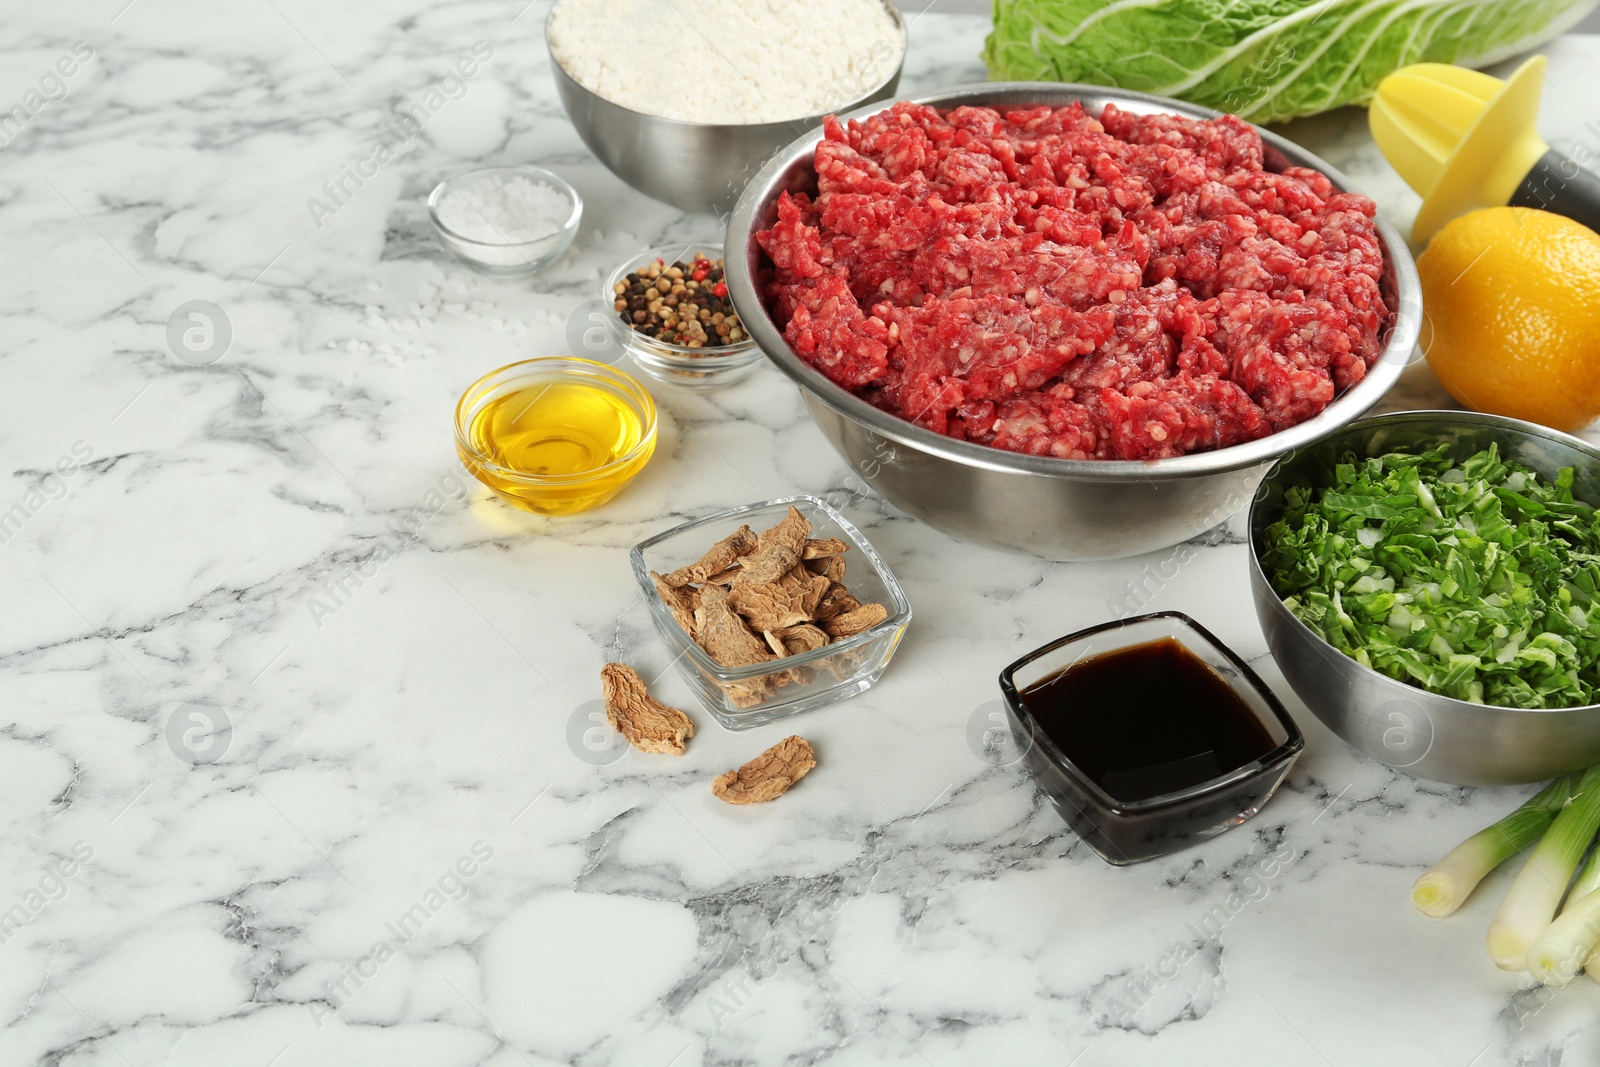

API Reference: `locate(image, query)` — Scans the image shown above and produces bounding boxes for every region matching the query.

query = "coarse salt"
[548,0,904,124]
[435,174,573,244]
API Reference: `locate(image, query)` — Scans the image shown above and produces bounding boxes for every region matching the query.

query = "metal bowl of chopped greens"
[1249,410,1600,785]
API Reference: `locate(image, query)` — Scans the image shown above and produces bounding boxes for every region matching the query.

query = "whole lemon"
[1418,207,1600,433]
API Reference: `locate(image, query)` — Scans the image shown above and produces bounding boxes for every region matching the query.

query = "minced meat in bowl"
[754,100,1392,462]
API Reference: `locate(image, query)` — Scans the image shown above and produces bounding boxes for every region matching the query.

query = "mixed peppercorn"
[614,253,745,349]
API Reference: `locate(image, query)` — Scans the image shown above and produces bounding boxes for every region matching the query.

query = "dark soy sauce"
[1021,638,1277,803]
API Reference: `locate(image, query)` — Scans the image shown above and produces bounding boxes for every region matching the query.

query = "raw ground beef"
[756,102,1389,460]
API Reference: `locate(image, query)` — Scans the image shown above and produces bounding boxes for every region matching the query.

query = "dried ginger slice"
[728,582,810,632]
[821,644,869,681]
[823,602,889,639]
[701,565,742,586]
[761,622,828,658]
[661,525,758,587]
[732,507,810,586]
[727,566,831,632]
[726,681,772,709]
[774,623,829,656]
[805,554,845,584]
[802,538,849,559]
[692,584,775,708]
[693,585,775,668]
[651,572,699,635]
[712,736,816,804]
[600,663,695,755]
[813,584,862,623]
[791,567,832,618]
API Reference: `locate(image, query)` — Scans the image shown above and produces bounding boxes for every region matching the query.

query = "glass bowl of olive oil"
[454,357,658,515]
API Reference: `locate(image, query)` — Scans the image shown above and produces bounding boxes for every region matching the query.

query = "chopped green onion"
[1488,766,1600,971]
[1262,444,1600,711]
[1412,776,1574,918]
[1528,882,1600,985]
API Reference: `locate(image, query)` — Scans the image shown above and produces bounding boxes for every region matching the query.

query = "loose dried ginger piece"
[662,525,757,587]
[823,602,889,639]
[600,663,695,755]
[733,506,810,586]
[651,572,699,635]
[712,736,816,804]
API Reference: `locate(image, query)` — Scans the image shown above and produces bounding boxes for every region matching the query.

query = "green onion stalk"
[1565,843,1600,910]
[1528,844,1600,984]
[1411,776,1573,919]
[1585,841,1600,985]
[1488,765,1600,971]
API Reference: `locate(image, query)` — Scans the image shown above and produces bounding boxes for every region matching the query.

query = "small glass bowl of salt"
[428,165,582,275]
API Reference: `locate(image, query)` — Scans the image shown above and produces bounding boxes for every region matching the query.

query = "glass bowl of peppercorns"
[605,243,762,391]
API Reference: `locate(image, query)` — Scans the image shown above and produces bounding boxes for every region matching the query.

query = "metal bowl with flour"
[723,83,1423,561]
[546,2,907,215]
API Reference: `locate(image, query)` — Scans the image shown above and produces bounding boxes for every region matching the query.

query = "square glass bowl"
[630,495,911,729]
[605,243,763,391]
[998,612,1303,865]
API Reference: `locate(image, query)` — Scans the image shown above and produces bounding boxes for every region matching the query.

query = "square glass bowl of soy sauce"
[998,612,1304,865]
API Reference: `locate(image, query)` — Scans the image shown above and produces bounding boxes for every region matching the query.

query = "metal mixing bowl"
[724,83,1423,561]
[545,3,906,215]
[1249,410,1600,785]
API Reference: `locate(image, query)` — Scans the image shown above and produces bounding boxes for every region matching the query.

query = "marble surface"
[6,4,1600,1065]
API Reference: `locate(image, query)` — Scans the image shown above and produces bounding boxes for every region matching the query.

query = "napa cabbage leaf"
[983,0,1597,123]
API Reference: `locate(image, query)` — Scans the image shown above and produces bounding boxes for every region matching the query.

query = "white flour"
[548,0,904,124]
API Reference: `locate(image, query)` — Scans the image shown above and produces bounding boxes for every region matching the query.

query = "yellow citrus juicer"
[1369,56,1600,244]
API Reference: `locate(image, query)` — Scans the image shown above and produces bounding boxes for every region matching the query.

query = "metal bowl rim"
[1247,408,1600,718]
[724,80,1423,481]
[544,0,908,132]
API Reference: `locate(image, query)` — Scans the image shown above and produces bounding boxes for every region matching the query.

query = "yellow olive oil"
[461,375,655,515]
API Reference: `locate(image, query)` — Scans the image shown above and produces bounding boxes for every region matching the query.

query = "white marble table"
[5,4,1600,1065]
